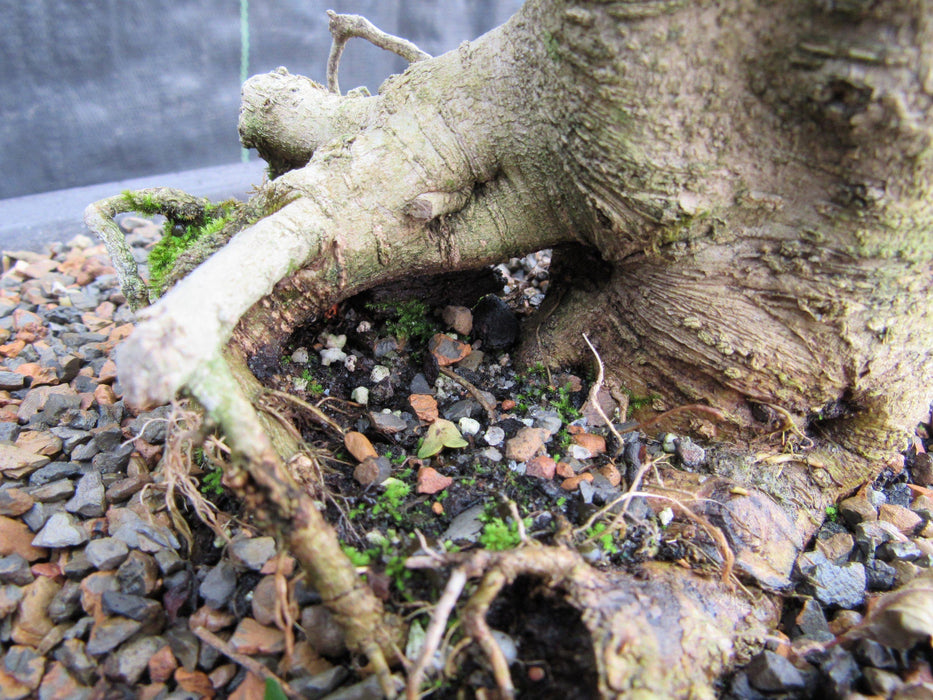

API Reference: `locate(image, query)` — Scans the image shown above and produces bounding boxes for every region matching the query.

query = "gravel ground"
[1,224,932,699]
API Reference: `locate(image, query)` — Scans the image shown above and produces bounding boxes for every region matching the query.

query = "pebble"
[458,417,481,436]
[483,425,505,447]
[64,470,105,517]
[0,553,35,585]
[199,561,237,609]
[229,536,276,571]
[32,511,89,548]
[505,427,548,462]
[350,386,369,405]
[803,561,866,609]
[84,537,129,570]
[745,650,806,692]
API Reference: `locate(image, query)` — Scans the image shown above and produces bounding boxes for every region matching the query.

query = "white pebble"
[291,347,309,364]
[356,320,372,333]
[350,386,369,405]
[459,417,481,436]
[322,332,347,349]
[320,347,347,366]
[483,426,505,447]
[371,365,390,383]
[570,444,593,460]
[344,355,358,372]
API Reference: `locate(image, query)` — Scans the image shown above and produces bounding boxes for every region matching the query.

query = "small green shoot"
[200,466,224,496]
[825,504,839,523]
[479,516,530,551]
[586,522,618,554]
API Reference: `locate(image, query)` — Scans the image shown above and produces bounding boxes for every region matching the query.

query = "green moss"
[148,210,233,295]
[121,190,161,215]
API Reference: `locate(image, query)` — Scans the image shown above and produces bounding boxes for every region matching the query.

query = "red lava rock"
[15,431,62,458]
[432,501,445,515]
[148,645,178,683]
[190,605,236,632]
[428,333,472,366]
[879,503,923,535]
[573,432,606,455]
[260,554,295,576]
[417,466,453,494]
[12,576,61,646]
[0,339,26,358]
[97,359,118,384]
[209,664,237,690]
[14,363,57,387]
[505,427,549,462]
[38,661,87,700]
[500,398,516,411]
[174,668,215,698]
[556,462,575,478]
[0,488,34,517]
[30,562,62,580]
[0,667,33,700]
[0,515,48,561]
[228,673,265,700]
[344,431,377,462]
[409,393,439,422]
[528,666,547,682]
[229,618,285,655]
[525,455,556,480]
[561,473,594,491]
[598,463,622,487]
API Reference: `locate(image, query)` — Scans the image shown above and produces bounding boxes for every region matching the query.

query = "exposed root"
[406,566,468,699]
[154,401,232,550]
[463,568,513,699]
[325,11,431,95]
[582,333,626,450]
[84,188,222,309]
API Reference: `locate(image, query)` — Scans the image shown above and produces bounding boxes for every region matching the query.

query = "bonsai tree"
[87,2,933,696]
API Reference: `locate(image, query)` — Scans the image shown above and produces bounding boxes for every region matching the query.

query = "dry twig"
[192,625,298,697]
[325,10,431,95]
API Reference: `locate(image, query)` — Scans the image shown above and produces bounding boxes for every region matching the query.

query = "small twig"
[507,500,530,544]
[192,625,298,698]
[439,366,497,424]
[325,10,431,95]
[406,566,468,700]
[582,333,626,446]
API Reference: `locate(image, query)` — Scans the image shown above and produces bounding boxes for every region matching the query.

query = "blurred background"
[0,0,522,200]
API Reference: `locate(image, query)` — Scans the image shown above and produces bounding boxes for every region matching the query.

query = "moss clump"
[149,206,234,295]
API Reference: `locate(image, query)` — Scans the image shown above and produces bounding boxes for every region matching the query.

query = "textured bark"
[92,0,933,696]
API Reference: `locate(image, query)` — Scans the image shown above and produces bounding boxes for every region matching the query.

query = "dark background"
[0,0,521,200]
